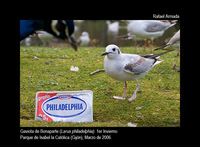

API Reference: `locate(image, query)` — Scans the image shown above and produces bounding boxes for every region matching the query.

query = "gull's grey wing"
[124,57,155,74]
[166,30,180,46]
[145,21,171,32]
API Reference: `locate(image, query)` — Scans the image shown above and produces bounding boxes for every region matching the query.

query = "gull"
[116,32,143,47]
[127,20,177,51]
[77,31,90,46]
[116,33,137,40]
[106,20,119,36]
[102,44,172,102]
[36,31,53,46]
[154,30,180,71]
[37,31,53,41]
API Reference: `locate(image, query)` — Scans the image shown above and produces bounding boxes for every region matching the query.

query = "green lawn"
[20,46,180,127]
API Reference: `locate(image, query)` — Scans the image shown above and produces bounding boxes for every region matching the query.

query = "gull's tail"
[153,44,175,51]
[141,49,174,59]
[141,50,173,68]
[153,45,167,51]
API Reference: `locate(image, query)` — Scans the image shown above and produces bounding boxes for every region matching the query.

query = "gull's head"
[101,44,121,59]
[81,31,89,36]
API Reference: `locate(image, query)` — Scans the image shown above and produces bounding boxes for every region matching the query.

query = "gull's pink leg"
[122,81,127,98]
[150,39,153,52]
[113,82,127,100]
[143,39,147,52]
[172,51,180,71]
[128,80,139,102]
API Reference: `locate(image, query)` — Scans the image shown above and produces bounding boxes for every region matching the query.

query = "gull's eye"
[112,48,116,51]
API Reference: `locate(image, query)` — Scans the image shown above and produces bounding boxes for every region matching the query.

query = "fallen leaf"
[127,122,137,127]
[34,56,39,59]
[136,107,142,110]
[70,66,79,72]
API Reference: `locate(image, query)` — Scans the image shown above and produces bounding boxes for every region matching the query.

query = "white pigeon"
[154,30,180,71]
[102,44,172,102]
[78,31,90,46]
[127,20,176,51]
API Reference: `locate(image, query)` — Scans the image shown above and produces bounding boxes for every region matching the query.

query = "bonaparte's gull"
[77,31,90,46]
[154,30,180,71]
[127,20,176,51]
[102,44,172,102]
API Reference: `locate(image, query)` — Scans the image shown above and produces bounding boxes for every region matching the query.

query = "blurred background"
[20,20,180,47]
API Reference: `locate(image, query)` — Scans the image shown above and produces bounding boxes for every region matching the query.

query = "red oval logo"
[59,95,71,100]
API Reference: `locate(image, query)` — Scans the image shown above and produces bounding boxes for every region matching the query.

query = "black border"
[13,8,187,144]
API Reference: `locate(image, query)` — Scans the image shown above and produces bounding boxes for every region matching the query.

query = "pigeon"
[20,20,78,50]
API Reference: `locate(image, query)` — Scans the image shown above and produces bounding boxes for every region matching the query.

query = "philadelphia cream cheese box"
[35,90,93,122]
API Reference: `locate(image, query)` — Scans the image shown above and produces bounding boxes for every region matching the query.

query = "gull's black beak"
[101,52,109,56]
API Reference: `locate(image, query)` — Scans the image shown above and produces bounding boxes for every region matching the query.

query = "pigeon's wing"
[124,57,155,74]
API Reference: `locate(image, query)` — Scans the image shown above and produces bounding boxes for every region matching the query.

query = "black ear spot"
[118,49,120,54]
[112,48,116,51]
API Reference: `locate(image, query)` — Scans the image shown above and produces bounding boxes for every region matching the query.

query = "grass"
[20,46,180,127]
